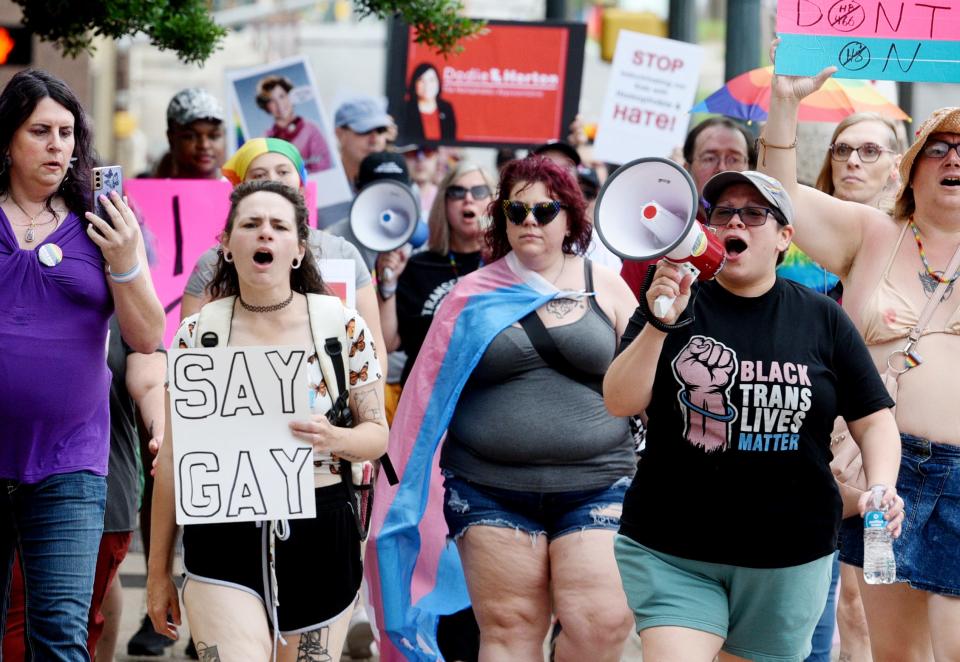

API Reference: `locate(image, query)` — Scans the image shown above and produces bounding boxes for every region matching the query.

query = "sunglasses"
[829,142,892,163]
[707,206,781,227]
[446,184,492,200]
[921,140,960,160]
[502,199,565,225]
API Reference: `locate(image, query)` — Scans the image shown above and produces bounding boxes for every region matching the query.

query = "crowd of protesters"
[1,34,958,662]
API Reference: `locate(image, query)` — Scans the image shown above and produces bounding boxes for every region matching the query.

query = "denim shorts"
[441,471,631,541]
[615,535,833,662]
[838,433,960,596]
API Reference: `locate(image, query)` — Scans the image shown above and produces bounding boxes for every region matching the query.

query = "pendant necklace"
[7,196,56,243]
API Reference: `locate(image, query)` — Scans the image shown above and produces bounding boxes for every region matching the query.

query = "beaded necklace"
[909,217,960,285]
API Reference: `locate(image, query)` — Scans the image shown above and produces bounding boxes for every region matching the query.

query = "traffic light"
[0,26,32,66]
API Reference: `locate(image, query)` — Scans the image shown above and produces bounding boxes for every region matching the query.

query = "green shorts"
[614,535,833,662]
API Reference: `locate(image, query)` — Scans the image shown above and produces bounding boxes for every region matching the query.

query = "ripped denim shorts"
[441,471,632,541]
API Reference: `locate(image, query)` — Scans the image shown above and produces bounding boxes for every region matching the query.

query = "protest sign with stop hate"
[168,346,315,525]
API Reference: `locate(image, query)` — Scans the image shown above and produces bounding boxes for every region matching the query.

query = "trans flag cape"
[364,252,568,660]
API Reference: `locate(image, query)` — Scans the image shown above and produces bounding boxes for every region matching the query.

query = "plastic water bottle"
[863,485,896,584]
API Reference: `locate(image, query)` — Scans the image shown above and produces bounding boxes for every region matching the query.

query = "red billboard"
[387,20,586,148]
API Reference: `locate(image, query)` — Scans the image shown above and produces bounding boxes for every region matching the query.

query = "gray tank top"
[441,261,635,492]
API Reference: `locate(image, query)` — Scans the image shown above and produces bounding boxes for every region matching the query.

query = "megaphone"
[594,157,725,318]
[349,180,426,254]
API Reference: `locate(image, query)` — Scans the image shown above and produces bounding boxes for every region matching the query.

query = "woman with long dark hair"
[147,180,387,661]
[0,68,164,658]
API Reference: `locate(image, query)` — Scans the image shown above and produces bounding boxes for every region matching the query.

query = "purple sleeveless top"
[0,208,113,482]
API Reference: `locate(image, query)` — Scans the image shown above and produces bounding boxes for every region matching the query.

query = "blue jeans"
[805,552,839,662]
[1,471,106,661]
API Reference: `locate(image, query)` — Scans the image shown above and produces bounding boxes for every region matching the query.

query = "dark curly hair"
[486,155,590,261]
[0,69,95,217]
[208,180,325,300]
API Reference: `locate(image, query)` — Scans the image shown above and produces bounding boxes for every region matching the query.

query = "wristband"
[378,283,397,300]
[678,390,737,422]
[757,135,798,166]
[108,261,141,283]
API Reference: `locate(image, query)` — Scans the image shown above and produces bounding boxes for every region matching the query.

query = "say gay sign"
[776,1,960,82]
[168,345,315,525]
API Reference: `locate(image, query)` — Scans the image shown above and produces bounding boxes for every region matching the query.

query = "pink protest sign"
[776,1,960,82]
[129,179,319,346]
[778,1,960,40]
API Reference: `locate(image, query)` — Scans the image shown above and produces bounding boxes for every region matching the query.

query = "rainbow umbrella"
[692,66,910,123]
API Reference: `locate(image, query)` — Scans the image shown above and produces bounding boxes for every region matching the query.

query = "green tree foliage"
[14,0,483,64]
[13,0,227,65]
[353,0,485,54]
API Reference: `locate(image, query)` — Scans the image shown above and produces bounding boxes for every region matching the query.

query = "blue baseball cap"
[334,96,391,134]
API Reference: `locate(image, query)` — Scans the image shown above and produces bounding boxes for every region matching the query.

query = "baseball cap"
[167,88,224,129]
[356,152,411,190]
[334,96,391,134]
[702,170,794,225]
[532,140,582,167]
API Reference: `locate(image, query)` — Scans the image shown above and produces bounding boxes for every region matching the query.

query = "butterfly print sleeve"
[346,309,382,387]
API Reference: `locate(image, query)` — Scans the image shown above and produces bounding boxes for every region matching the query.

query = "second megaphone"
[594,157,725,318]
[348,179,426,253]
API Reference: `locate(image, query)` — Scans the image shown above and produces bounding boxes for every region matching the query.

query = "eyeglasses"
[502,199,565,225]
[921,140,960,160]
[446,184,492,200]
[707,206,780,227]
[829,142,892,163]
[695,153,748,169]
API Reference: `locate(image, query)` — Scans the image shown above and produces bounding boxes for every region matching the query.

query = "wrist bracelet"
[108,261,141,283]
[378,284,397,300]
[679,390,737,422]
[757,135,799,166]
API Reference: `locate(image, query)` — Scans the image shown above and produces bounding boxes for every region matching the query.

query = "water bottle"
[863,485,896,584]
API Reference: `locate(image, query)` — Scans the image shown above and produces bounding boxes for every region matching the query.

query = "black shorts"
[182,482,362,633]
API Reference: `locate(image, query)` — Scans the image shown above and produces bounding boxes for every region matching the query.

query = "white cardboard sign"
[168,346,315,525]
[594,32,704,165]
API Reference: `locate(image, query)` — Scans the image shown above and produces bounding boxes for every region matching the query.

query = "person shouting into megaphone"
[604,170,904,662]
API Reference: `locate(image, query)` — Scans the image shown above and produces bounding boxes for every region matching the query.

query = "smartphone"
[92,165,123,222]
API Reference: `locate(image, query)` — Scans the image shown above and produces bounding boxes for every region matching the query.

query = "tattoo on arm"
[353,386,383,424]
[296,628,332,662]
[545,298,584,319]
[195,642,221,662]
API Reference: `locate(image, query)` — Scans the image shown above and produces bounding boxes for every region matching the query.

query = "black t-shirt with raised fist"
[618,278,893,568]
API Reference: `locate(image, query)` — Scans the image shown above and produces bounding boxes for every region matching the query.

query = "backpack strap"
[306,294,398,486]
[194,296,237,347]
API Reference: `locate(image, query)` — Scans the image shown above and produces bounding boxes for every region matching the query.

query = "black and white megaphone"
[349,179,427,253]
[594,157,726,318]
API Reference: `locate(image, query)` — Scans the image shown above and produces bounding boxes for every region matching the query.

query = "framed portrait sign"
[387,19,586,148]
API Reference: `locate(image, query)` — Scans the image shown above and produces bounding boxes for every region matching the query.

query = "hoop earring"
[292,257,301,269]
[223,251,233,263]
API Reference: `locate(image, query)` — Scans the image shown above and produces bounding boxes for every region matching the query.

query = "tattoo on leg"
[195,642,221,662]
[296,628,332,662]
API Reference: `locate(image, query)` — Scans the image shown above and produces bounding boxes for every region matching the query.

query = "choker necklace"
[7,196,57,243]
[238,291,294,313]
[909,217,960,285]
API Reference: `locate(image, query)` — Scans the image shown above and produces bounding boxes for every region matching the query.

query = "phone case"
[92,165,123,222]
